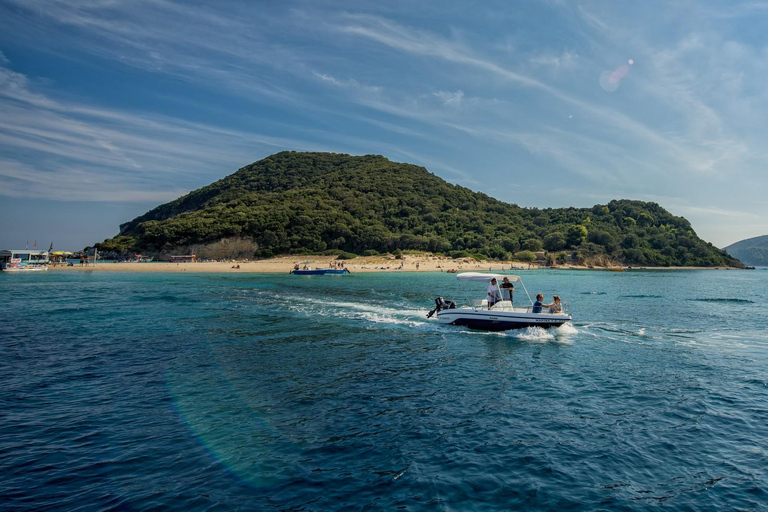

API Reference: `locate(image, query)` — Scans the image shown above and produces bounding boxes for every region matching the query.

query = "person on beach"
[487,278,502,309]
[532,293,545,313]
[500,277,514,302]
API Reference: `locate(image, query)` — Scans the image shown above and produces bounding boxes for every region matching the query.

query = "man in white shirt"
[487,278,501,309]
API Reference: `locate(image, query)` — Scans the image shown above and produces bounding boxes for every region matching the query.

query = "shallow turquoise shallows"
[2,269,767,510]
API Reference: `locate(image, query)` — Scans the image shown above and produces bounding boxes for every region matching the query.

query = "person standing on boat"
[500,277,515,302]
[487,278,502,309]
[532,293,545,313]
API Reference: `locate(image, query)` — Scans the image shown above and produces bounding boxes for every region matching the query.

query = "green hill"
[96,151,742,267]
[724,235,768,266]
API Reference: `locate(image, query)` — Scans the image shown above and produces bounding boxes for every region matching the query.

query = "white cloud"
[433,90,465,106]
[529,51,579,69]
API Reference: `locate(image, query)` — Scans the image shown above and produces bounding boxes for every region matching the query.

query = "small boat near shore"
[0,249,50,272]
[429,272,572,331]
[291,268,350,275]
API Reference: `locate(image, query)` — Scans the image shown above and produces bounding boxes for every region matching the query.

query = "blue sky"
[1,0,766,251]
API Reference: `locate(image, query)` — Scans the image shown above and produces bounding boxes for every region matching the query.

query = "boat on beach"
[0,250,50,272]
[429,272,572,331]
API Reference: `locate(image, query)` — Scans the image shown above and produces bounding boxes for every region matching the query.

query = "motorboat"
[291,268,350,275]
[430,272,572,331]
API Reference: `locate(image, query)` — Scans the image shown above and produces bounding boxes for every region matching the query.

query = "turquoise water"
[1,269,767,510]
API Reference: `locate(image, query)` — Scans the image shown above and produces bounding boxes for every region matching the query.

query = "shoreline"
[46,255,742,274]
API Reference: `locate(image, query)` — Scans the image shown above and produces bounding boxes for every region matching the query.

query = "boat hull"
[291,268,349,275]
[1,266,48,272]
[437,308,571,331]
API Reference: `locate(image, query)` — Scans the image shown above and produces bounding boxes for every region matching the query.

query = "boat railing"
[469,300,568,315]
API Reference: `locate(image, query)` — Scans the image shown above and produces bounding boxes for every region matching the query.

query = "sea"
[1,268,767,511]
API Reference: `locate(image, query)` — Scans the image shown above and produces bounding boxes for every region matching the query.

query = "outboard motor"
[426,296,457,318]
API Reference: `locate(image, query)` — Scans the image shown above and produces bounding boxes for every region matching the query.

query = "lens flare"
[599,59,634,92]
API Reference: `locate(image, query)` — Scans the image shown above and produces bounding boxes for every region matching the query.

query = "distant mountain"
[723,235,768,266]
[96,151,743,267]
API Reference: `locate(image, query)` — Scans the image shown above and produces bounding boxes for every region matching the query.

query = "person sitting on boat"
[487,278,502,309]
[532,293,545,313]
[500,276,515,302]
[543,295,562,313]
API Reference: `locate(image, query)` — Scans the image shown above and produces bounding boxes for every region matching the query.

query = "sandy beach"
[49,255,561,274]
[48,255,737,273]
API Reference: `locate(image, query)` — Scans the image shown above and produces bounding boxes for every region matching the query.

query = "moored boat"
[430,272,572,331]
[291,268,350,275]
[0,250,50,272]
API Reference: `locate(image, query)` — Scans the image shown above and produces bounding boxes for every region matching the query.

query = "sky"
[1,0,767,251]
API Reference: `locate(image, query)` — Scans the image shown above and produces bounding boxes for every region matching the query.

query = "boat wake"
[286,296,437,330]
[227,288,430,329]
[509,326,556,342]
[506,322,578,342]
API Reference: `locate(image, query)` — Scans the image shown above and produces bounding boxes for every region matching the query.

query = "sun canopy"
[456,272,521,283]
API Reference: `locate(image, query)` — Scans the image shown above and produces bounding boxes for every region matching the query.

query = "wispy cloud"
[0,59,326,201]
[529,51,579,69]
[328,9,768,194]
[327,14,714,174]
[331,13,550,90]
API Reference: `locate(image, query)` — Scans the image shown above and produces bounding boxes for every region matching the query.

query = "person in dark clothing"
[500,277,515,302]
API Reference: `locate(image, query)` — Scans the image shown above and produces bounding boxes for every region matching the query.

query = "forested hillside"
[96,152,742,267]
[724,235,768,266]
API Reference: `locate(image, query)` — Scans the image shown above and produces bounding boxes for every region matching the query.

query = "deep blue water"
[1,269,767,510]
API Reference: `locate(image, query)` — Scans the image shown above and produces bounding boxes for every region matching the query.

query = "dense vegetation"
[97,151,742,267]
[724,235,768,267]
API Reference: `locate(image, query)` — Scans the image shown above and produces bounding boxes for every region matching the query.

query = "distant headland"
[723,234,768,267]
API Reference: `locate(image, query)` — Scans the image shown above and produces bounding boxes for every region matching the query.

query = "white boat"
[0,249,50,272]
[430,272,572,331]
